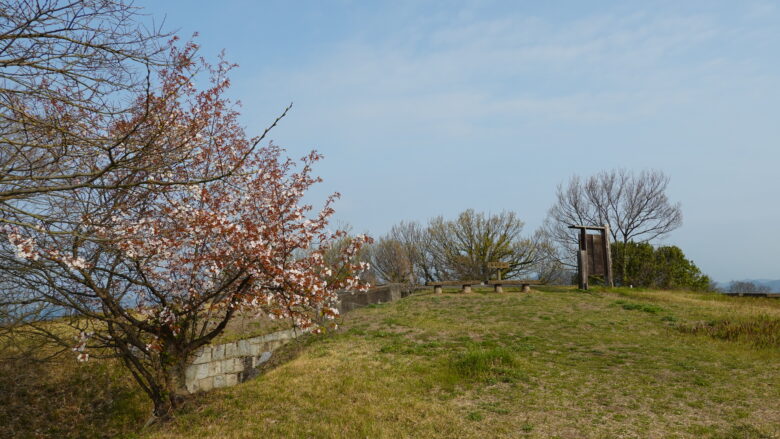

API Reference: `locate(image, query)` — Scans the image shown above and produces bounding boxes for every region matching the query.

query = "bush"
[612,242,711,290]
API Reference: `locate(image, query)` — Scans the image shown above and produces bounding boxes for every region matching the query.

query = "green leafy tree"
[611,242,710,290]
[653,246,711,290]
[611,241,656,287]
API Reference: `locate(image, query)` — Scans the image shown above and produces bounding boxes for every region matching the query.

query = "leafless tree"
[0,0,168,337]
[366,237,413,284]
[529,230,572,284]
[1,1,167,204]
[728,281,770,294]
[385,221,442,283]
[424,209,543,282]
[374,212,548,284]
[0,2,293,230]
[541,169,682,283]
[0,2,289,290]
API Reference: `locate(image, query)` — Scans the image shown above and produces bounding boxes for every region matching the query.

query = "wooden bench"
[487,279,542,293]
[426,280,482,294]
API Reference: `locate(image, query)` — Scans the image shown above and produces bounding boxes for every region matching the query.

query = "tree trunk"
[143,345,191,421]
[620,239,628,286]
[150,393,177,420]
[149,365,187,420]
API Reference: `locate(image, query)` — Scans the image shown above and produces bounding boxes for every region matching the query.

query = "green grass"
[451,346,520,382]
[140,287,780,438]
[5,286,780,438]
[613,299,665,313]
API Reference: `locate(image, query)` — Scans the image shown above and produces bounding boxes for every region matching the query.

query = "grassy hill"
[142,287,779,439]
[4,286,780,438]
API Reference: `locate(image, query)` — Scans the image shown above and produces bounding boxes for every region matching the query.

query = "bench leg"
[522,284,531,293]
[494,285,503,293]
[462,285,472,294]
[434,286,442,294]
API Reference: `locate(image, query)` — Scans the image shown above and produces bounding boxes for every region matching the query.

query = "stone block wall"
[184,327,301,393]
[184,283,421,393]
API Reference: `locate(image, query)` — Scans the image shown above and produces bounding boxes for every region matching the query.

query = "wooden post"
[462,284,472,294]
[434,285,442,294]
[603,224,614,287]
[494,284,503,293]
[487,262,509,292]
[579,228,588,290]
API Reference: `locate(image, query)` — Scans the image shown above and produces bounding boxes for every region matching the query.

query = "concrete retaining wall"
[184,327,301,393]
[184,283,420,393]
[335,283,418,314]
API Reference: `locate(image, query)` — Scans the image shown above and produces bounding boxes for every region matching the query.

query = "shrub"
[611,242,711,290]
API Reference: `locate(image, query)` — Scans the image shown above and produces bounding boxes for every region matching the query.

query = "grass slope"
[139,287,780,439]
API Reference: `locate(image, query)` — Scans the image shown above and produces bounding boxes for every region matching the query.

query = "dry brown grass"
[0,352,146,438]
[4,287,779,438]
[0,309,293,438]
[140,287,780,438]
[211,311,293,344]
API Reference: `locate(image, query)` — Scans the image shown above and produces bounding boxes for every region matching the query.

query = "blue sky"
[137,0,780,282]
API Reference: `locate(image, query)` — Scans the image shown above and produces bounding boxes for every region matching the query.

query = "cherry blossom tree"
[1,0,171,208]
[1,1,289,332]
[1,18,371,418]
[4,69,370,419]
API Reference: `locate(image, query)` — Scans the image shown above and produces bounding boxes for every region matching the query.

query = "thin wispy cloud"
[248,7,773,141]
[139,0,780,281]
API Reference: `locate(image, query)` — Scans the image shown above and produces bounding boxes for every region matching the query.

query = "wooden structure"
[426,280,482,294]
[487,279,541,293]
[487,261,510,281]
[568,225,614,290]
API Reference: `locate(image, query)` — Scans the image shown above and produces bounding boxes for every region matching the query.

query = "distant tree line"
[361,169,712,291]
[724,281,772,294]
[364,209,561,284]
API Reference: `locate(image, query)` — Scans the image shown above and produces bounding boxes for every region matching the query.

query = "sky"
[136,0,780,283]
